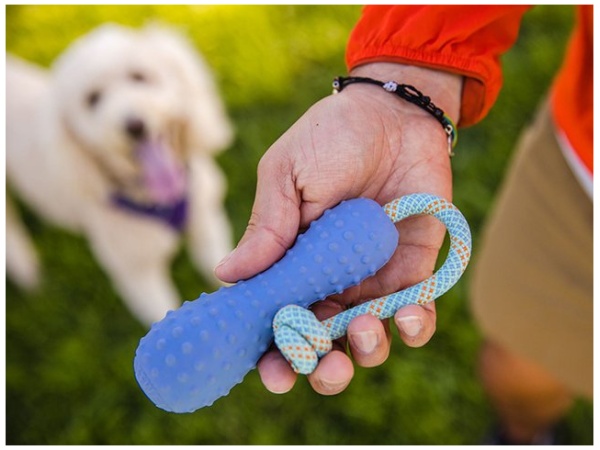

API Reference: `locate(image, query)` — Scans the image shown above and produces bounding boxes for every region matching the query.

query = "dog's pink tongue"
[137,140,186,205]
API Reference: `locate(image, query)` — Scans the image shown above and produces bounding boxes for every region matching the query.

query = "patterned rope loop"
[273,193,472,373]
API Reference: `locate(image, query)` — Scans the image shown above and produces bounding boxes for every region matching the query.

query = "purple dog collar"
[111,193,188,231]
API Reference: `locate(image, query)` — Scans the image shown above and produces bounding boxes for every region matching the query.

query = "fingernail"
[266,383,293,395]
[396,315,422,337]
[216,248,236,269]
[319,378,350,393]
[349,330,379,354]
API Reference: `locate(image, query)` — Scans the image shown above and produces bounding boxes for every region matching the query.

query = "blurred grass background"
[5,5,592,445]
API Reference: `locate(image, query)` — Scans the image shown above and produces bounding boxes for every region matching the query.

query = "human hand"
[215,62,462,395]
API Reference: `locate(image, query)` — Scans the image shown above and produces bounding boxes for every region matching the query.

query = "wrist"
[349,62,463,125]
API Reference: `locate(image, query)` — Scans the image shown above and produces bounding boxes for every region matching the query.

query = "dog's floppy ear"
[143,24,234,155]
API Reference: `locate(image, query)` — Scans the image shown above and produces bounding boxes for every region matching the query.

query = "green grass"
[6,5,592,445]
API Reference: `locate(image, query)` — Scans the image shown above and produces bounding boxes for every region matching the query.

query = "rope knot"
[273,305,332,374]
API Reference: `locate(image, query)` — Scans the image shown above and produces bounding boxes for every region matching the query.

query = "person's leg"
[478,340,574,443]
[469,99,593,444]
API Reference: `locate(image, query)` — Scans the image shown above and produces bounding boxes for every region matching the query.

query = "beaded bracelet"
[332,76,458,157]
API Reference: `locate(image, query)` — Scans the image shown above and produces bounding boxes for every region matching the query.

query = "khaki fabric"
[469,101,593,398]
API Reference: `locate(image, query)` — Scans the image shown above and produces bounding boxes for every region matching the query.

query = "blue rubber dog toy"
[134,193,471,413]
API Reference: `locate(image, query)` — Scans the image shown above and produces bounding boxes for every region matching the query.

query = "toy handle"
[273,194,472,374]
[134,197,399,413]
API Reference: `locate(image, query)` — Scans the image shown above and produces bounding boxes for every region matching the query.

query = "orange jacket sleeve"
[551,5,593,174]
[346,5,531,127]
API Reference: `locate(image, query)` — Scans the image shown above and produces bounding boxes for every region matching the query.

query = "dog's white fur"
[7,24,234,326]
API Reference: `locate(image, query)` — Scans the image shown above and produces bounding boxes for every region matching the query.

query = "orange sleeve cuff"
[346,5,531,127]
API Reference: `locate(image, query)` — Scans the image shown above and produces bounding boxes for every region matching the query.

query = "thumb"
[215,153,300,283]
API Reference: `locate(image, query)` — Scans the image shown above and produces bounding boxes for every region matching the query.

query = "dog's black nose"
[125,117,146,140]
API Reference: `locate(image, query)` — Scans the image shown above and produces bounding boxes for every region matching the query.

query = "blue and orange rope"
[273,193,472,374]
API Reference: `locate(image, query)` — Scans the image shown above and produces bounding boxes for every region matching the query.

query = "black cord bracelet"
[332,76,458,157]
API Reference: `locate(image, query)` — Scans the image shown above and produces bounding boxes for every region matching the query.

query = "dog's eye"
[86,90,102,109]
[129,71,147,83]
